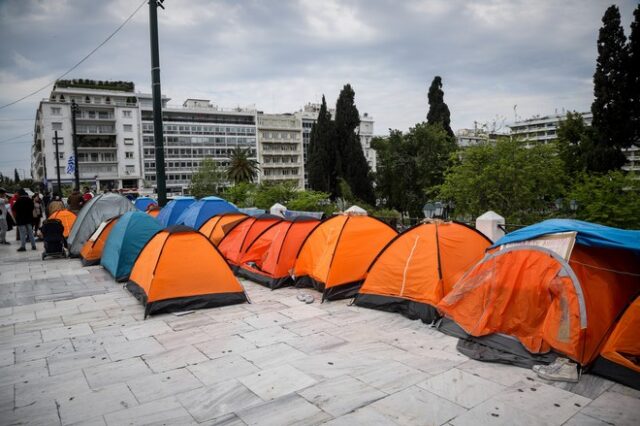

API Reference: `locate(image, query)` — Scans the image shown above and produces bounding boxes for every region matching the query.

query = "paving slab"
[579,390,640,426]
[236,393,331,426]
[127,368,203,403]
[239,364,317,401]
[298,374,385,416]
[57,382,138,425]
[195,334,257,359]
[104,396,196,426]
[83,357,153,390]
[142,345,208,373]
[178,379,263,423]
[417,368,506,409]
[187,354,260,386]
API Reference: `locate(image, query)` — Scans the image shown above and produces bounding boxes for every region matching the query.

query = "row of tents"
[55,192,639,391]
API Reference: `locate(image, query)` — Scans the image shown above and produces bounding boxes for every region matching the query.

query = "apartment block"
[256,113,304,188]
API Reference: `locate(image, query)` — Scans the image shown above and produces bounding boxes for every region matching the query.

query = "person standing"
[82,187,93,205]
[32,194,43,238]
[14,189,36,252]
[67,188,83,214]
[0,188,9,245]
[9,190,19,241]
[42,191,52,218]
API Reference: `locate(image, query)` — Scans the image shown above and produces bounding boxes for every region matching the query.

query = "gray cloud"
[0,0,637,176]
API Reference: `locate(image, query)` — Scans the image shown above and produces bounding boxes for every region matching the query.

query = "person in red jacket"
[82,186,93,204]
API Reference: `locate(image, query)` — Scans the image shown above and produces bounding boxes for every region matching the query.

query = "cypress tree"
[590,5,631,171]
[628,5,640,143]
[14,168,20,184]
[426,76,454,137]
[307,96,336,196]
[334,84,375,204]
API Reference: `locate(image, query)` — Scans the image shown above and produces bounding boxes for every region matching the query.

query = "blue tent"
[156,196,196,227]
[101,211,163,281]
[492,219,640,254]
[175,196,238,229]
[134,196,157,212]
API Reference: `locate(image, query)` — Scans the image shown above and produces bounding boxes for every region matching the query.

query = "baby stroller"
[41,218,67,260]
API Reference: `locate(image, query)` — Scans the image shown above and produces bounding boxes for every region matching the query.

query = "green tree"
[224,182,256,207]
[189,158,224,198]
[568,171,640,228]
[334,84,375,204]
[556,111,588,176]
[227,147,260,184]
[426,76,454,137]
[14,168,20,184]
[287,190,334,215]
[307,96,336,195]
[590,5,631,171]
[438,138,566,224]
[628,4,640,142]
[253,182,298,209]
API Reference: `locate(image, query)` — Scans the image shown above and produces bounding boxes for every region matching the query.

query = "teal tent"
[101,211,162,282]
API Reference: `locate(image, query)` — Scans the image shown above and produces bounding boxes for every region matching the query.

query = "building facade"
[508,111,638,172]
[31,81,143,191]
[455,128,490,147]
[139,97,258,195]
[256,113,304,188]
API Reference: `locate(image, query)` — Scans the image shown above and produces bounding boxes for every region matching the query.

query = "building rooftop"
[1,243,636,425]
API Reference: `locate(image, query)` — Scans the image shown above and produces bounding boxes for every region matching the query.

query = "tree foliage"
[556,111,589,176]
[438,138,566,224]
[189,158,224,198]
[307,96,336,196]
[590,5,632,171]
[629,4,640,142]
[373,123,456,217]
[334,84,375,205]
[226,147,259,184]
[569,171,640,228]
[426,76,454,137]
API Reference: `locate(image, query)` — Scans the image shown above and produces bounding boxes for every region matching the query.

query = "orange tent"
[591,295,640,389]
[437,244,640,366]
[146,206,161,218]
[237,216,320,289]
[49,209,76,238]
[79,216,119,266]
[294,214,397,301]
[355,221,491,323]
[126,225,248,317]
[199,212,248,246]
[217,214,283,269]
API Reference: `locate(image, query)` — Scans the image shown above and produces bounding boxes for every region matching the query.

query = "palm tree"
[227,147,260,184]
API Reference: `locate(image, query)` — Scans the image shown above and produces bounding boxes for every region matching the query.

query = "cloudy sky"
[0,0,637,177]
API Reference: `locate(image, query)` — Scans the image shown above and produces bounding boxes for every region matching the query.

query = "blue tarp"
[239,208,266,217]
[492,219,640,253]
[175,196,238,229]
[156,197,196,227]
[134,197,157,212]
[101,211,162,281]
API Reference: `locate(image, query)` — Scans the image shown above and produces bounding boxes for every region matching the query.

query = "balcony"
[76,125,116,135]
[75,112,115,121]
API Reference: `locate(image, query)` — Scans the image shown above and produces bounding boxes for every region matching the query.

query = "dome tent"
[217,214,283,269]
[126,225,249,317]
[293,214,398,301]
[237,216,320,289]
[437,219,640,367]
[198,212,248,246]
[101,211,162,282]
[156,196,196,227]
[49,209,76,238]
[67,192,136,256]
[79,216,120,266]
[134,197,157,212]
[355,221,491,323]
[176,196,238,229]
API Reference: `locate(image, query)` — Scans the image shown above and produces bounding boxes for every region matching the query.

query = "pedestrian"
[82,186,93,204]
[0,188,10,245]
[48,194,65,216]
[32,194,43,238]
[9,190,19,241]
[13,189,36,252]
[42,191,52,218]
[67,188,83,213]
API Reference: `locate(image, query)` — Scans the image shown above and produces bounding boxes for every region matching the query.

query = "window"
[51,107,61,116]
[125,165,135,174]
[123,124,133,132]
[125,152,134,159]
[124,138,134,145]
[52,122,62,131]
[122,110,132,118]
[57,152,64,159]
[52,136,63,145]
[85,96,91,104]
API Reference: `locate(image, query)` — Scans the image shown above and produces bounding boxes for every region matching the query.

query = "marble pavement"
[1,240,638,425]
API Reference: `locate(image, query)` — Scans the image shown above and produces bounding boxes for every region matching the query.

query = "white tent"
[270,203,287,217]
[344,205,368,216]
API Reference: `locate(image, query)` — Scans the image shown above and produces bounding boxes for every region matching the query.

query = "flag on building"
[67,156,76,175]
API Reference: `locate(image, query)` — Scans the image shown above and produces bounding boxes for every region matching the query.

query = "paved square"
[1,243,638,425]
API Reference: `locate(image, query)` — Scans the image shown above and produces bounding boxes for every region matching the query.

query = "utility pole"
[148,0,167,206]
[71,100,80,189]
[53,131,62,194]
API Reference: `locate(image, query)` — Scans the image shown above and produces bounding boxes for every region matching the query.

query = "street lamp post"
[71,100,80,189]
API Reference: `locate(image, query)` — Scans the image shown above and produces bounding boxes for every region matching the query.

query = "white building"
[508,111,638,172]
[256,113,304,188]
[31,81,143,191]
[138,96,258,195]
[455,128,490,147]
[295,103,376,189]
